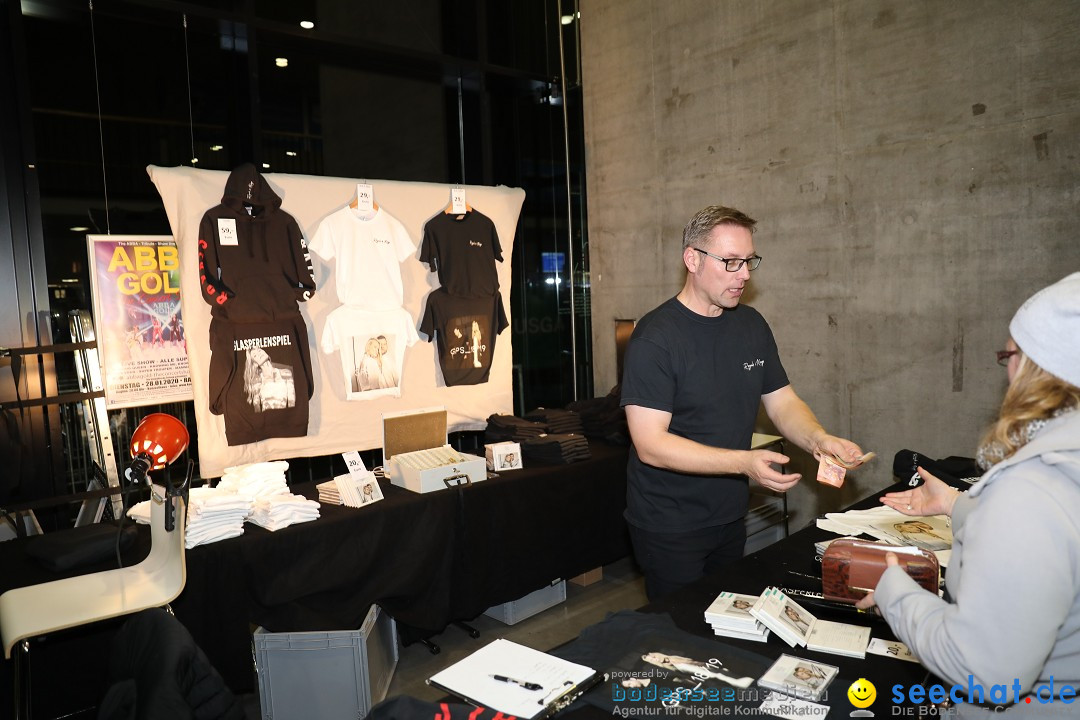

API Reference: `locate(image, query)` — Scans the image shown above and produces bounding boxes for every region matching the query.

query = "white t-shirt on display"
[321,306,419,400]
[309,206,416,310]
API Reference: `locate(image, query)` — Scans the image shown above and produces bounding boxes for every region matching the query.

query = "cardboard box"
[382,407,486,493]
[568,567,603,587]
[484,580,567,625]
[484,441,522,471]
[254,604,398,720]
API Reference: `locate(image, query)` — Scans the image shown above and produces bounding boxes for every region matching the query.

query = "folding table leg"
[12,639,30,720]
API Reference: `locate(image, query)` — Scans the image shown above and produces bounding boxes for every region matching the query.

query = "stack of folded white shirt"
[127,486,253,549]
[184,487,253,547]
[220,460,321,531]
[248,493,321,531]
[217,460,291,498]
[128,461,324,544]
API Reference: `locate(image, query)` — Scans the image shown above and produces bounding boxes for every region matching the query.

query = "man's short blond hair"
[682,205,756,249]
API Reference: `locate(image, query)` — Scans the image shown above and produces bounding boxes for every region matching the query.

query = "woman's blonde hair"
[977,352,1080,463]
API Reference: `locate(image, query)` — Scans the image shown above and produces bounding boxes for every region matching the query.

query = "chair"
[0,487,187,719]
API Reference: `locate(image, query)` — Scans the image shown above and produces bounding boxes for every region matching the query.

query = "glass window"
[12,0,591,495]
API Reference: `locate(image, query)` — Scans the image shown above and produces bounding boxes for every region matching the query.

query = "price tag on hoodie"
[217,218,238,246]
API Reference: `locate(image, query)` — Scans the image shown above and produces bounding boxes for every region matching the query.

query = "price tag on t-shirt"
[451,188,467,215]
[356,183,374,213]
[341,450,367,476]
[217,218,238,246]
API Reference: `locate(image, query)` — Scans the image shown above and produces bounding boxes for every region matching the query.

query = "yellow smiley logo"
[848,678,877,708]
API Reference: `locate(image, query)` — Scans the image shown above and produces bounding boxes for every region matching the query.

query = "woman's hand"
[854,552,900,611]
[879,466,962,517]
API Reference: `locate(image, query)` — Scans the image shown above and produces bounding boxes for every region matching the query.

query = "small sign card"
[356,183,374,213]
[451,187,468,215]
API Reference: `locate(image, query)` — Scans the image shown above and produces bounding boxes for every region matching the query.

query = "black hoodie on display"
[197,163,315,322]
[208,315,314,446]
[197,164,317,445]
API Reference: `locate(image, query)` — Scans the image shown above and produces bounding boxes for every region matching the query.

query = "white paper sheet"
[427,638,595,719]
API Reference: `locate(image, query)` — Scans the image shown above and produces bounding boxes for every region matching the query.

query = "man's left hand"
[815,435,865,466]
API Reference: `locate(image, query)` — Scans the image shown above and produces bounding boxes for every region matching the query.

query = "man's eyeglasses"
[996,349,1019,366]
[692,248,762,272]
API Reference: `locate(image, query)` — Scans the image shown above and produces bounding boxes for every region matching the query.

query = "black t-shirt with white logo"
[419,210,503,297]
[620,298,789,531]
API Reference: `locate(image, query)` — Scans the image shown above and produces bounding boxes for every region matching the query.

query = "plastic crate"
[253,604,398,720]
[483,580,567,625]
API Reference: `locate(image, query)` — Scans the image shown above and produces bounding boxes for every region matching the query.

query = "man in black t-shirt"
[620,205,865,600]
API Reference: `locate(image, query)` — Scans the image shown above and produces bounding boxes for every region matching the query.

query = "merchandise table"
[552,480,959,719]
[0,440,632,699]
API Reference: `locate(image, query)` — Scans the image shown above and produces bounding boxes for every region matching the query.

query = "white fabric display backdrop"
[148,165,524,478]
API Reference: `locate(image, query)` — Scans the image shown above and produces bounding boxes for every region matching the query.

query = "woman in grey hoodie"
[859,272,1080,716]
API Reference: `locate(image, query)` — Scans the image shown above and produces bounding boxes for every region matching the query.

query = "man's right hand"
[746,449,801,492]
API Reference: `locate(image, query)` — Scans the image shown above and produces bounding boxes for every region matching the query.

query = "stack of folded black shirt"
[523,407,584,435]
[485,413,547,443]
[566,387,629,446]
[520,433,591,464]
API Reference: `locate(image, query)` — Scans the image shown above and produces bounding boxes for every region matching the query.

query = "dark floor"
[9,558,643,720]
[236,557,647,717]
[386,557,647,703]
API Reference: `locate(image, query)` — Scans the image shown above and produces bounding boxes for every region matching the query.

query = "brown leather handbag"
[821,538,940,603]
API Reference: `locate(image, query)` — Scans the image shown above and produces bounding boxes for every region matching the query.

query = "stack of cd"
[317,479,342,505]
[704,591,770,643]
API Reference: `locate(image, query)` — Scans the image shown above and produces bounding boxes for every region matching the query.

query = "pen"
[491,674,543,691]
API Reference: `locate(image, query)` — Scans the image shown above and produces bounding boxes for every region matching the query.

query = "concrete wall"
[580,0,1080,527]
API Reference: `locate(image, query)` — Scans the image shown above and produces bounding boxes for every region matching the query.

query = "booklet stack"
[749,587,871,658]
[757,654,839,702]
[703,591,770,643]
[813,535,867,562]
[316,479,342,505]
[316,472,385,508]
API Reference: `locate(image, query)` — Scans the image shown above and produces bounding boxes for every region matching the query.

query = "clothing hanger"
[444,186,472,214]
[349,196,379,211]
[349,182,379,211]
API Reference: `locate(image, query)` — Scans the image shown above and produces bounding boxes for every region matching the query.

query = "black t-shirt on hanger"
[419,209,503,297]
[419,288,508,386]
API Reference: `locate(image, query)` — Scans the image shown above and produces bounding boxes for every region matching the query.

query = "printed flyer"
[87,234,193,408]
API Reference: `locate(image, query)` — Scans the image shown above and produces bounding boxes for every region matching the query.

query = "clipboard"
[427,638,602,719]
[535,673,606,719]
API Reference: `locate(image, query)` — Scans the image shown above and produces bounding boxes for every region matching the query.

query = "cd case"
[755,654,838,702]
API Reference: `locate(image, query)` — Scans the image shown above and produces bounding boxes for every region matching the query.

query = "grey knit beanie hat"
[1009,271,1080,388]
